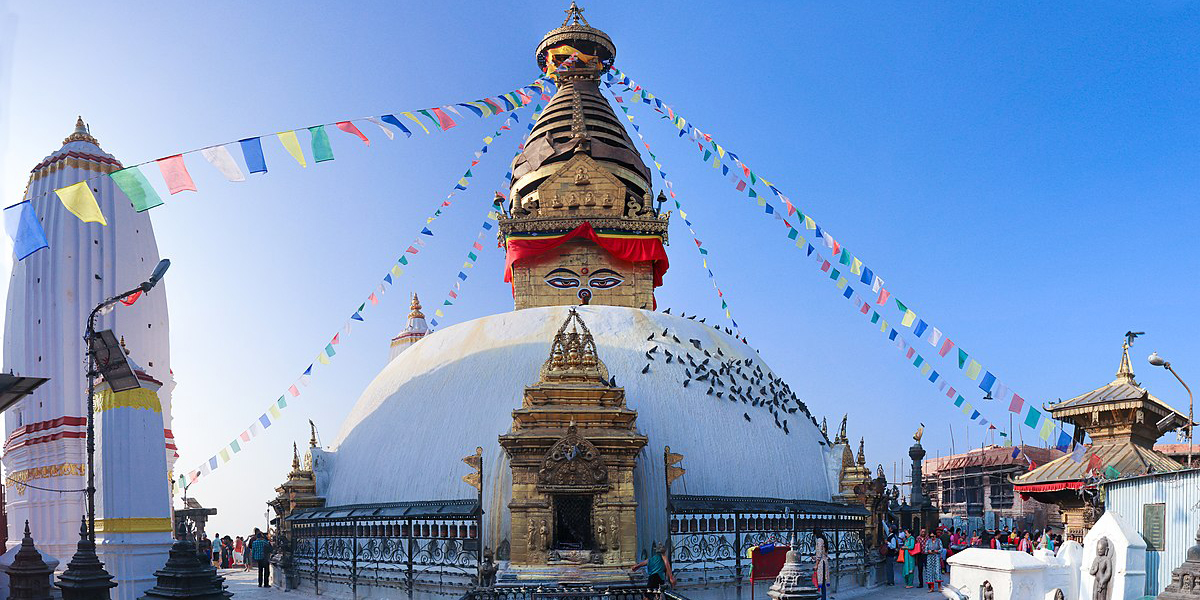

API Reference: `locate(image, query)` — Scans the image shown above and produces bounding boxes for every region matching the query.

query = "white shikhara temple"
[3,120,177,578]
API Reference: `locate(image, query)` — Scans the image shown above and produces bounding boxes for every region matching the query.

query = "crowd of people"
[194,528,275,587]
[878,524,1062,592]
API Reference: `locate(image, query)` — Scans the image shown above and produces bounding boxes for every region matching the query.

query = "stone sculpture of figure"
[540,520,550,550]
[574,166,589,185]
[596,519,607,551]
[1089,536,1113,600]
[527,519,536,554]
[609,514,619,550]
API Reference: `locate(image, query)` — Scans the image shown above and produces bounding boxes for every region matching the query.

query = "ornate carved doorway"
[554,495,593,549]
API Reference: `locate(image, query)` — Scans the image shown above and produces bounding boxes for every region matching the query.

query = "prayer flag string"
[601,80,744,339]
[8,78,558,259]
[175,103,539,492]
[607,66,1058,440]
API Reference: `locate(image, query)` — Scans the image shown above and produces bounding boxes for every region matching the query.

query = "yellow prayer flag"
[679,210,688,219]
[901,310,917,327]
[483,136,494,145]
[463,262,473,268]
[920,363,932,376]
[850,258,862,275]
[391,266,403,277]
[804,216,816,230]
[317,352,331,365]
[716,145,725,158]
[879,319,889,333]
[402,112,430,134]
[701,259,708,268]
[836,276,848,290]
[1039,419,1054,441]
[961,402,973,416]
[795,238,806,249]
[55,181,107,225]
[965,359,982,380]
[276,131,307,167]
[269,405,282,419]
[219,448,231,463]
[435,309,444,317]
[756,196,766,207]
[712,156,721,169]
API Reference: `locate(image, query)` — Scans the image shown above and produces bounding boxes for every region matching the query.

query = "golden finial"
[291,442,300,470]
[63,116,100,146]
[409,293,425,320]
[857,437,866,466]
[563,0,588,26]
[1116,331,1142,383]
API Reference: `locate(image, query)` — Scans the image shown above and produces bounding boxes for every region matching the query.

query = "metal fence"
[461,586,664,600]
[665,495,868,586]
[288,500,482,598]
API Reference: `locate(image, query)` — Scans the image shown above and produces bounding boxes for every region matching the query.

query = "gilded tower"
[500,3,670,311]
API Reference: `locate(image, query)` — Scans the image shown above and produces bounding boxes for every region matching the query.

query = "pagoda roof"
[925,444,1062,473]
[1045,343,1189,428]
[1012,440,1182,491]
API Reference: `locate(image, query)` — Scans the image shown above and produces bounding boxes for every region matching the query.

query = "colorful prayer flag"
[110,166,165,211]
[239,137,268,173]
[3,201,49,259]
[309,125,335,163]
[980,371,996,393]
[335,121,370,145]
[1009,393,1025,414]
[55,181,107,225]
[277,131,307,167]
[965,360,982,380]
[1024,406,1041,429]
[380,114,413,137]
[198,145,246,182]
[156,154,197,194]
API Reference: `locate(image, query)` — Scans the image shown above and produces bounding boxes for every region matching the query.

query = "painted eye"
[588,277,624,289]
[545,277,579,289]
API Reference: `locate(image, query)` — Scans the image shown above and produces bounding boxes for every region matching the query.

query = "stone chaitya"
[1159,525,1200,600]
[499,309,647,571]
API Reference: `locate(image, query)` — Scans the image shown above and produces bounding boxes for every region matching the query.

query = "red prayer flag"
[939,337,954,357]
[369,293,379,305]
[1087,454,1103,472]
[860,302,870,314]
[735,180,747,192]
[1009,393,1025,414]
[156,154,197,194]
[946,386,956,399]
[406,246,418,254]
[820,261,831,272]
[449,290,458,299]
[331,333,340,345]
[431,107,457,130]
[239,431,251,442]
[906,347,916,360]
[472,241,483,251]
[288,385,300,397]
[335,121,370,145]
[877,288,891,305]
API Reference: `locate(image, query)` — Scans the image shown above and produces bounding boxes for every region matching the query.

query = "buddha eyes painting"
[543,267,625,305]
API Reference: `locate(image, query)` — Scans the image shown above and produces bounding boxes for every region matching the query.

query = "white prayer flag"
[928,327,942,347]
[365,117,396,141]
[200,145,246,182]
[872,276,884,294]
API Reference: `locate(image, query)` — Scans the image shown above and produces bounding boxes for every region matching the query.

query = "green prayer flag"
[750,172,757,185]
[703,150,712,162]
[1103,465,1120,479]
[829,268,840,280]
[954,395,965,407]
[958,348,968,368]
[839,249,851,265]
[895,298,908,312]
[1024,406,1042,428]
[698,247,708,255]
[914,356,924,367]
[399,256,409,265]
[277,396,287,409]
[309,125,335,163]
[357,303,365,312]
[871,312,880,324]
[468,252,478,261]
[110,167,163,212]
[464,169,473,178]
[748,188,757,198]
[788,229,799,240]
[230,439,241,453]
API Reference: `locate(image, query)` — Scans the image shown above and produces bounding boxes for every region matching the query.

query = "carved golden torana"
[499,309,646,567]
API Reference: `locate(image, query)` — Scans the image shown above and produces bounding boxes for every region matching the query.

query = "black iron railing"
[462,587,667,600]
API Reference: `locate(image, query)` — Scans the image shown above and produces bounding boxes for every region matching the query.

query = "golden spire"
[291,442,300,471]
[857,437,866,466]
[562,0,589,26]
[409,293,425,320]
[539,308,609,384]
[1116,333,1139,384]
[63,116,100,147]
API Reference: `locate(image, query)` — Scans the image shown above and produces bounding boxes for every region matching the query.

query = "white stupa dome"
[319,305,837,554]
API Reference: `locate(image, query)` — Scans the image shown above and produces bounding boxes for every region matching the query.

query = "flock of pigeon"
[633,308,829,442]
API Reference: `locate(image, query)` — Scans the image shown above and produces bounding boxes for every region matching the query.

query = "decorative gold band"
[95,517,172,534]
[7,462,86,496]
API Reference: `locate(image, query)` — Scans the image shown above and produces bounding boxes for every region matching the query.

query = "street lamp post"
[84,258,171,540]
[1149,352,1195,468]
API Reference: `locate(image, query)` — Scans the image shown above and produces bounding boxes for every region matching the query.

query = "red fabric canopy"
[1012,481,1084,494]
[504,222,669,286]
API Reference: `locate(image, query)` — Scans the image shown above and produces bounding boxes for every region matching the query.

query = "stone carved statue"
[1089,536,1113,600]
[540,519,550,550]
[609,513,619,550]
[527,519,536,554]
[574,167,589,185]
[596,519,607,551]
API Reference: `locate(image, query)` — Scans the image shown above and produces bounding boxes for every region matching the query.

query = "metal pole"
[85,309,99,542]
[1164,364,1194,467]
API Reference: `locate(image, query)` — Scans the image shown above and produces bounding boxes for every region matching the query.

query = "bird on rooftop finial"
[1116,331,1143,383]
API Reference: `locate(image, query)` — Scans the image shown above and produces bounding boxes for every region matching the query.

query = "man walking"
[249,528,272,588]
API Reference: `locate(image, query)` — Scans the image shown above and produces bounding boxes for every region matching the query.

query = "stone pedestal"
[1081,511,1146,600]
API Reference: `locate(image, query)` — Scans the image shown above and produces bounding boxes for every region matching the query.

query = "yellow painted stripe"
[95,517,172,534]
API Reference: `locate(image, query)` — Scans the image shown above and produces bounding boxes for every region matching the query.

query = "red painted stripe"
[6,416,87,445]
[4,430,87,453]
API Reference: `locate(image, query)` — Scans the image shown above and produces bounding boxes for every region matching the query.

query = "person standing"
[901,530,917,588]
[811,529,830,600]
[915,528,927,587]
[249,528,273,588]
[197,534,212,564]
[882,527,898,586]
[631,541,675,600]
[923,533,943,593]
[233,536,245,567]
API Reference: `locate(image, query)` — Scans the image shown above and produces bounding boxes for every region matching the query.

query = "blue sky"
[2,1,1197,535]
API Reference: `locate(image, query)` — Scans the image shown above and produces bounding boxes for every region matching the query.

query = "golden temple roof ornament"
[408,293,425,321]
[539,308,609,384]
[563,0,588,26]
[1115,331,1142,384]
[63,116,100,147]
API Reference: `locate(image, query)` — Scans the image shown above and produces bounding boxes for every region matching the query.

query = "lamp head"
[140,259,171,292]
[1148,352,1168,368]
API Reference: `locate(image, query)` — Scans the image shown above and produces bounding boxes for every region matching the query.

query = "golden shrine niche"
[499,309,646,568]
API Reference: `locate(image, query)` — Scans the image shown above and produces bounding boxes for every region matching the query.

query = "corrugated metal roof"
[1013,442,1183,485]
[1048,378,1187,425]
[668,494,868,517]
[925,445,1061,473]
[287,499,480,522]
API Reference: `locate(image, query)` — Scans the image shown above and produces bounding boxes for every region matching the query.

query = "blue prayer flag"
[888,329,898,341]
[928,371,939,383]
[457,272,467,281]
[980,371,997,393]
[4,201,49,260]
[1011,447,1021,459]
[498,96,516,111]
[913,320,928,337]
[1056,431,1072,451]
[303,365,312,376]
[258,414,271,428]
[860,267,873,285]
[842,286,853,299]
[814,225,823,239]
[209,457,219,470]
[239,137,268,173]
[806,244,814,256]
[351,312,364,321]
[970,410,980,420]
[380,114,413,138]
[457,103,484,117]
[421,227,433,236]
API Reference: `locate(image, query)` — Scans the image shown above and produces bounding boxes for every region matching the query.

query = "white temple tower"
[93,341,172,599]
[2,119,175,560]
[388,293,429,360]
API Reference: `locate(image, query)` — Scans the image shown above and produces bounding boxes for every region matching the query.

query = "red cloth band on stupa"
[504,221,669,286]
